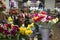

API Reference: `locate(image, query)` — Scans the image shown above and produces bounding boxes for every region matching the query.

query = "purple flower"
[12,26,19,31]
[0,27,4,33]
[11,30,16,36]
[3,30,10,35]
[11,26,19,36]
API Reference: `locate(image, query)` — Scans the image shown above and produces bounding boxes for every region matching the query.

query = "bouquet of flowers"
[32,11,57,29]
[0,17,34,40]
[19,23,34,40]
[0,24,19,40]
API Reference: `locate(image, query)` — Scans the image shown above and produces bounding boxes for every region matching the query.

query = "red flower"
[33,13,45,23]
[39,16,45,20]
[12,26,19,31]
[33,16,39,22]
[40,11,47,15]
[6,24,11,28]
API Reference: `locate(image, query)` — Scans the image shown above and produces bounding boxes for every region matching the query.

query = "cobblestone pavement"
[51,24,60,40]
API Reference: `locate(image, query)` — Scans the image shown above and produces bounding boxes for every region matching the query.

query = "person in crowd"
[38,2,44,11]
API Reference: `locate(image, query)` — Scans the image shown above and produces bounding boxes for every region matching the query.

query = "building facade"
[3,0,58,11]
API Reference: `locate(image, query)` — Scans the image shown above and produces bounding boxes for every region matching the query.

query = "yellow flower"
[27,26,30,29]
[49,17,59,25]
[8,16,13,22]
[11,23,14,26]
[50,17,58,23]
[53,17,58,23]
[11,23,14,28]
[27,24,31,28]
[27,23,34,29]
[31,23,34,27]
[19,27,27,35]
[25,29,33,35]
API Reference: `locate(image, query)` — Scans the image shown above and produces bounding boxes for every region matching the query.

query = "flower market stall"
[0,0,59,40]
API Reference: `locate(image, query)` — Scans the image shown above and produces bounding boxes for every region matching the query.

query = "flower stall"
[0,8,58,40]
[0,0,59,40]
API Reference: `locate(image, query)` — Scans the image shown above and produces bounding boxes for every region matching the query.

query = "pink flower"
[46,16,54,20]
[41,17,47,22]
